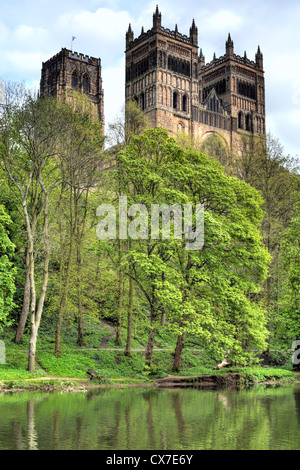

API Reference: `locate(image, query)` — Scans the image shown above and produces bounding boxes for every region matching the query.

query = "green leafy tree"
[160,145,270,369]
[278,185,300,344]
[114,128,270,369]
[51,90,106,356]
[0,85,69,372]
[0,204,16,330]
[233,133,299,345]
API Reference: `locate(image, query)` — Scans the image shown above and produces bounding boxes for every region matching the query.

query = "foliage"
[0,79,298,382]
[113,128,270,367]
[277,185,300,343]
[0,204,16,330]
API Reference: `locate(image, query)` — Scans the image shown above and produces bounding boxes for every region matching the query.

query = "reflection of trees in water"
[3,386,300,450]
[27,398,38,450]
[143,392,156,449]
[53,410,60,450]
[75,416,83,450]
[11,420,25,450]
[216,392,231,411]
[96,399,122,449]
[125,405,131,449]
[293,387,300,425]
[113,400,121,449]
[172,393,186,447]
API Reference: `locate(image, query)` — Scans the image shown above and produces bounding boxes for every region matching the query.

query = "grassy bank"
[0,319,297,391]
[0,347,297,391]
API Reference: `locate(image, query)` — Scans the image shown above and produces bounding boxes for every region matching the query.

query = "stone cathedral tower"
[40,47,104,129]
[125,6,265,150]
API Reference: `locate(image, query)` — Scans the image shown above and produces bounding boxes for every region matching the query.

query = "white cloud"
[0,50,48,78]
[0,21,9,44]
[55,8,131,58]
[13,24,48,46]
[102,57,125,130]
[202,9,244,34]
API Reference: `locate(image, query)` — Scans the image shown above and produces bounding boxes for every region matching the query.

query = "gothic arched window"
[83,74,90,94]
[245,114,252,132]
[141,92,145,110]
[71,70,78,89]
[182,94,188,112]
[238,111,244,129]
[173,91,178,109]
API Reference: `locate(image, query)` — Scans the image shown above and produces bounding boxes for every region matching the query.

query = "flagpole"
[71,36,76,52]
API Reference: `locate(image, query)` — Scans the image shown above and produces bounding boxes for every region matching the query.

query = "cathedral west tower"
[125,6,265,151]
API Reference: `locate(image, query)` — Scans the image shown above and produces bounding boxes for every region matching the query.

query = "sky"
[0,0,299,157]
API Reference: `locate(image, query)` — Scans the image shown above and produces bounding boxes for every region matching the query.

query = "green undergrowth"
[222,367,296,384]
[34,350,296,384]
[0,378,80,390]
[0,348,217,381]
[0,321,297,386]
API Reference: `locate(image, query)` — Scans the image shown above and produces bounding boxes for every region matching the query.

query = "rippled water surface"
[0,383,300,450]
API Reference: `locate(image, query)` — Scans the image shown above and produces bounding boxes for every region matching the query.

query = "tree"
[0,204,16,330]
[108,100,150,150]
[114,128,270,369]
[0,85,68,372]
[175,131,233,172]
[105,99,149,348]
[233,133,299,345]
[278,182,300,344]
[163,146,270,370]
[194,130,299,349]
[53,90,106,356]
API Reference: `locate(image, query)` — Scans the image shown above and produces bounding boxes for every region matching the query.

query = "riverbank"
[0,369,298,393]
[1,324,298,393]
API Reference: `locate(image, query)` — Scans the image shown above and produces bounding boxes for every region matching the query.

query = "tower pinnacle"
[153,5,162,29]
[189,18,198,45]
[226,33,234,57]
[255,45,263,70]
[126,23,134,47]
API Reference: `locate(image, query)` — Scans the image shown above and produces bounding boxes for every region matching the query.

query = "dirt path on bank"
[98,320,116,348]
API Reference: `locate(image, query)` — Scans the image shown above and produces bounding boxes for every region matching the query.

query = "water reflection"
[294,386,300,424]
[0,384,300,450]
[27,398,38,450]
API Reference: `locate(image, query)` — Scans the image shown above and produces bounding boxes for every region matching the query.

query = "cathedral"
[40,6,265,151]
[125,6,265,151]
[40,47,104,128]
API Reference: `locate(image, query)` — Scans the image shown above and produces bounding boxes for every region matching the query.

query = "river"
[0,383,300,450]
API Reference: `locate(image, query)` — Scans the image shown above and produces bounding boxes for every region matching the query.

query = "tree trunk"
[55,189,74,358]
[161,272,166,326]
[144,301,157,368]
[214,350,232,370]
[76,188,89,347]
[172,333,186,372]
[145,326,156,368]
[124,276,133,357]
[115,240,123,346]
[55,239,73,357]
[76,241,84,346]
[28,194,51,373]
[28,323,37,374]
[14,252,30,343]
[25,206,37,374]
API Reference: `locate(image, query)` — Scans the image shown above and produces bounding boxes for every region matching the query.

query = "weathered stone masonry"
[39,6,265,153]
[40,47,104,129]
[125,6,265,151]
